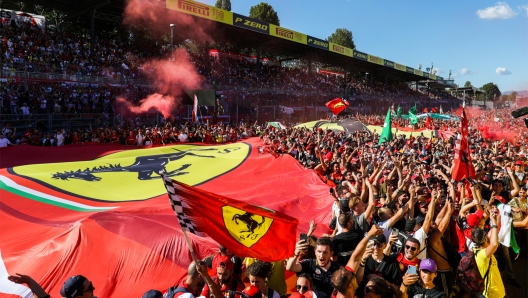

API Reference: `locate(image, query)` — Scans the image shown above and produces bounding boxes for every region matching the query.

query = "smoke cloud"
[116,49,204,118]
[116,0,217,118]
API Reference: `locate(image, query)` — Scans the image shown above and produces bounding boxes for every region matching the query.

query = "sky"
[198,0,528,93]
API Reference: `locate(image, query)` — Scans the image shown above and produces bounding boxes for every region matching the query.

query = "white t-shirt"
[55,133,65,146]
[379,219,392,240]
[332,202,343,234]
[21,106,30,115]
[0,138,11,147]
[412,227,428,260]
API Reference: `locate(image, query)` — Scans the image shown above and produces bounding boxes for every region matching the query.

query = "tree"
[481,82,501,101]
[464,81,472,88]
[249,2,280,26]
[215,0,231,11]
[327,28,355,49]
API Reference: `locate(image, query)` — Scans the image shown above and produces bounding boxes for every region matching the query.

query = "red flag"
[452,108,476,181]
[425,114,432,129]
[431,107,439,113]
[162,176,299,262]
[192,94,198,123]
[423,108,428,113]
[454,107,463,116]
[325,98,349,115]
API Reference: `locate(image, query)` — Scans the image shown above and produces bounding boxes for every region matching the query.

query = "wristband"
[490,225,498,229]
[402,283,409,287]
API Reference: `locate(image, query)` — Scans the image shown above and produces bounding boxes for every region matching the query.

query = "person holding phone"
[399,258,446,298]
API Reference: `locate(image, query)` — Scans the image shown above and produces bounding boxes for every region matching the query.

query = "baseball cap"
[60,275,88,298]
[404,219,417,232]
[242,285,262,298]
[370,234,386,244]
[216,255,234,271]
[466,209,483,228]
[515,160,524,165]
[419,258,437,273]
[142,290,163,298]
[290,292,306,298]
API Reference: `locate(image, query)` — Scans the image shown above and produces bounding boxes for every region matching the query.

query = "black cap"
[370,234,386,244]
[142,290,163,298]
[60,275,87,298]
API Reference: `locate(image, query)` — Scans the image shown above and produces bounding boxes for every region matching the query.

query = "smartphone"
[329,188,335,194]
[407,265,417,275]
[300,233,307,242]
[367,240,374,249]
[391,228,399,237]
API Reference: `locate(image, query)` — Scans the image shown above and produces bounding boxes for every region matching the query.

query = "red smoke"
[116,49,203,118]
[116,0,217,118]
[123,0,214,42]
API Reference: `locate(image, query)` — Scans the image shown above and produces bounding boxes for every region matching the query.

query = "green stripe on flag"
[0,177,114,212]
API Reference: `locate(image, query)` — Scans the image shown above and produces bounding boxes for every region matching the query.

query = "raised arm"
[8,274,48,298]
[485,211,500,257]
[422,192,438,235]
[286,240,308,272]
[507,167,520,197]
[364,179,376,221]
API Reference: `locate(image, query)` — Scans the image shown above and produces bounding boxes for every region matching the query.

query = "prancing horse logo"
[51,147,240,182]
[232,212,265,239]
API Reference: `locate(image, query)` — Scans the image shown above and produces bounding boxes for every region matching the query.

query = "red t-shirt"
[397,253,420,274]
[126,135,136,145]
[200,276,245,298]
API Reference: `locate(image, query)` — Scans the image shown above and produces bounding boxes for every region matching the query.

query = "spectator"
[200,256,245,298]
[246,261,280,298]
[400,258,446,298]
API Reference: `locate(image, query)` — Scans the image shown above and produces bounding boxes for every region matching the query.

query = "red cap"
[515,160,523,165]
[493,196,506,204]
[289,293,306,298]
[242,286,261,298]
[467,209,483,227]
[215,255,234,271]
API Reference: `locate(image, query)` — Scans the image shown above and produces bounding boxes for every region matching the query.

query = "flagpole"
[181,225,199,263]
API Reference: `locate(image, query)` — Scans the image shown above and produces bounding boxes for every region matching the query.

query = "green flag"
[408,103,418,125]
[397,104,402,117]
[379,108,393,145]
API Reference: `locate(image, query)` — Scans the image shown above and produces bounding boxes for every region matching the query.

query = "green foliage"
[249,2,280,26]
[464,81,472,88]
[327,28,355,49]
[215,0,231,11]
[481,82,501,101]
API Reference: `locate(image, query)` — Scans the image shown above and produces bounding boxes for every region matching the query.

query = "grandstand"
[1,0,463,135]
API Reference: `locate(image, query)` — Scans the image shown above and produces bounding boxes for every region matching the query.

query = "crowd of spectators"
[7,108,528,297]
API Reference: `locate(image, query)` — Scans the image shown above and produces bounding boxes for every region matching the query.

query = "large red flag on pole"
[425,114,432,129]
[325,98,349,115]
[452,108,476,181]
[161,176,299,262]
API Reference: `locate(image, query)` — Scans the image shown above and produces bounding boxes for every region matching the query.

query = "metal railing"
[0,70,151,86]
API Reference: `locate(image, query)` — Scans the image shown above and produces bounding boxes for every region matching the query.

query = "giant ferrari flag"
[162,176,298,262]
[452,108,476,181]
[325,98,349,115]
[0,139,331,297]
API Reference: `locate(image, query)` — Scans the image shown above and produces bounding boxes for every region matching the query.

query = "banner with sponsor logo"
[269,24,307,44]
[414,69,423,76]
[406,66,415,74]
[368,55,384,66]
[0,9,45,29]
[353,50,368,61]
[384,60,395,68]
[307,35,329,50]
[233,13,269,34]
[329,42,353,57]
[165,0,233,24]
[394,63,406,72]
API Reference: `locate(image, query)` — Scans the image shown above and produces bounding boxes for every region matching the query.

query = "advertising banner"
[329,43,352,57]
[406,66,415,74]
[0,9,45,29]
[307,35,329,50]
[394,63,406,72]
[368,55,384,65]
[233,13,269,34]
[384,60,395,68]
[353,50,368,61]
[269,24,307,44]
[414,69,423,76]
[166,0,233,24]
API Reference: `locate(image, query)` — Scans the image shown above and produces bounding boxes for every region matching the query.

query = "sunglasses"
[82,282,95,294]
[364,285,377,295]
[405,245,418,252]
[296,285,309,292]
[371,241,382,248]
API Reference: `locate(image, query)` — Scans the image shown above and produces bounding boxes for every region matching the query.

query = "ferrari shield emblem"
[221,206,273,248]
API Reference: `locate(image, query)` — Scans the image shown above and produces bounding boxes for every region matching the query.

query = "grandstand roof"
[30,0,444,85]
